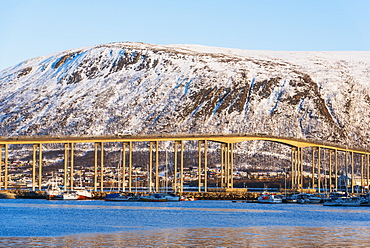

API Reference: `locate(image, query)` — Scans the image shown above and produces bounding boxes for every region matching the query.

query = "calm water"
[1,199,370,247]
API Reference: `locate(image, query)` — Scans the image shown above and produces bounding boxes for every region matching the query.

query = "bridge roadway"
[1,133,369,154]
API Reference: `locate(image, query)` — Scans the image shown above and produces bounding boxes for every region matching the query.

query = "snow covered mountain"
[1,42,370,148]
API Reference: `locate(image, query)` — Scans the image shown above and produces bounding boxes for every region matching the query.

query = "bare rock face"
[1,42,370,148]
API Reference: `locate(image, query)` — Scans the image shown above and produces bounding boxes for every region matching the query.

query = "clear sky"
[1,0,369,70]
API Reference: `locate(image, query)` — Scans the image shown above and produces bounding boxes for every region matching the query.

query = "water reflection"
[2,226,370,247]
[2,202,285,213]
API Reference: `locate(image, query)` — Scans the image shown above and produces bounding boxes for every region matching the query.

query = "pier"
[1,133,369,194]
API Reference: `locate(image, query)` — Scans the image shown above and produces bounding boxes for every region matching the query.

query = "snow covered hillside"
[1,42,370,148]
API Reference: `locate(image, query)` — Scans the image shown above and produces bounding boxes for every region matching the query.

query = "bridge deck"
[1,134,368,154]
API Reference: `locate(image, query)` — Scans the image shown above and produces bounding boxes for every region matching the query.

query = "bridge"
[1,134,369,194]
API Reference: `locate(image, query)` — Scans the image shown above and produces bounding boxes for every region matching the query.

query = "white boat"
[62,191,79,200]
[293,193,322,204]
[163,193,180,202]
[45,178,63,200]
[74,187,94,200]
[180,196,197,201]
[257,193,282,204]
[323,197,362,207]
[139,193,168,202]
[58,188,93,200]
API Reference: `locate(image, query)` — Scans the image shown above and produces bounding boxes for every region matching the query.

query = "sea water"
[1,199,370,247]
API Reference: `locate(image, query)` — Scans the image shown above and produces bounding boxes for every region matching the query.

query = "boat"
[45,178,63,200]
[292,193,322,204]
[105,193,140,201]
[323,197,362,207]
[163,193,181,202]
[74,186,94,200]
[54,187,94,200]
[180,196,197,201]
[139,193,168,202]
[360,193,370,206]
[257,193,282,204]
[304,193,322,203]
[62,191,79,200]
[282,195,297,203]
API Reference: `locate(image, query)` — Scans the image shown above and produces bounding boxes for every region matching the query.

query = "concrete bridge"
[1,134,369,193]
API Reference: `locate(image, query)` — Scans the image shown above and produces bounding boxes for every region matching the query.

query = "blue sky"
[1,0,369,70]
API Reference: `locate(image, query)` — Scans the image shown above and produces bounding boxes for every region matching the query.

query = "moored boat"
[139,193,168,202]
[180,196,197,201]
[62,191,79,200]
[105,193,140,201]
[45,178,63,200]
[74,187,94,200]
[257,193,282,204]
[292,193,322,204]
[323,197,362,207]
[163,193,180,202]
[282,195,297,203]
[359,193,370,206]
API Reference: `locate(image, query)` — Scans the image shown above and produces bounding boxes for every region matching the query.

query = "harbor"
[0,188,254,200]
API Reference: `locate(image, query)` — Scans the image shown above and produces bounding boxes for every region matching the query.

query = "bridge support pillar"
[63,143,75,191]
[311,147,316,190]
[0,145,5,190]
[149,141,154,192]
[228,143,234,188]
[292,147,303,190]
[121,142,133,192]
[149,141,159,193]
[220,143,225,188]
[173,141,185,193]
[174,141,178,193]
[361,154,365,193]
[101,142,105,192]
[129,142,133,193]
[351,152,355,193]
[71,143,74,190]
[329,150,333,193]
[98,142,105,192]
[345,151,349,193]
[120,143,127,192]
[198,141,201,192]
[220,143,233,189]
[197,140,208,192]
[93,142,104,192]
[298,147,303,189]
[318,147,321,193]
[180,140,184,193]
[64,144,68,191]
[291,147,295,190]
[155,141,159,192]
[32,144,37,191]
[31,144,42,191]
[367,154,370,191]
[291,147,301,190]
[5,145,8,190]
[335,149,338,191]
[94,143,98,192]
[38,144,42,190]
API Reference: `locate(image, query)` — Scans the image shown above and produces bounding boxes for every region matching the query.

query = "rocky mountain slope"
[1,42,370,149]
